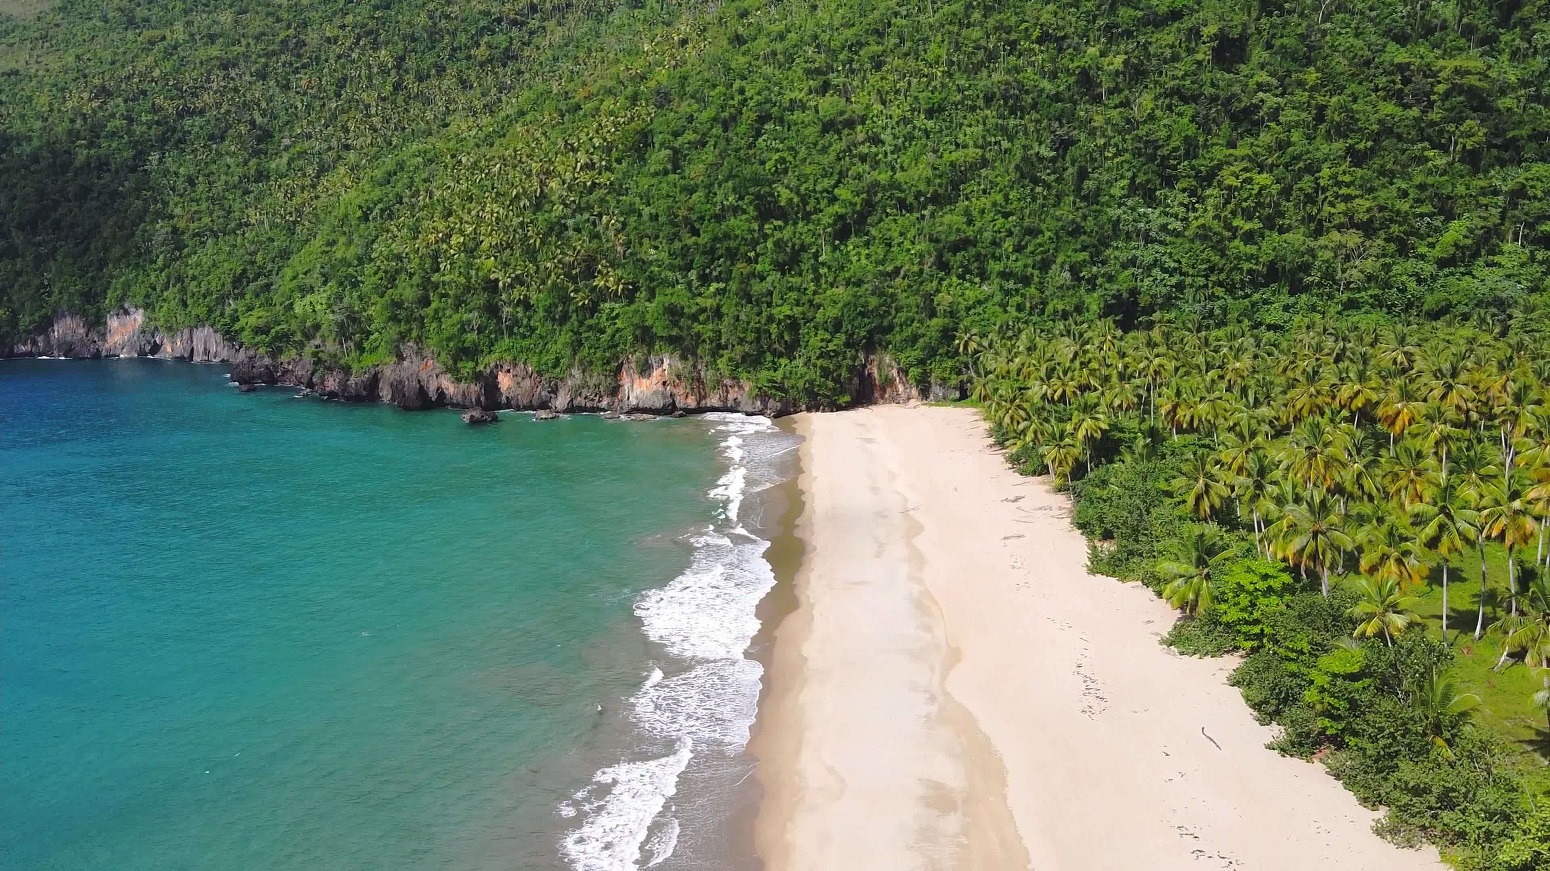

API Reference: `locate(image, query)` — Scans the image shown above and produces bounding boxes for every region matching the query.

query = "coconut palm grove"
[971,314,1550,867]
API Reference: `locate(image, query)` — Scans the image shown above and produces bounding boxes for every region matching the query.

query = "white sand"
[753,405,1446,870]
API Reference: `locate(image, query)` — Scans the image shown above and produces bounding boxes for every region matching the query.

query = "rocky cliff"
[5,308,958,415]
[8,307,242,363]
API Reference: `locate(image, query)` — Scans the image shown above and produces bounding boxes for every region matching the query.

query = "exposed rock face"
[461,408,498,424]
[7,307,247,362]
[103,307,158,357]
[8,312,102,358]
[6,309,949,416]
[155,325,242,363]
[534,409,560,421]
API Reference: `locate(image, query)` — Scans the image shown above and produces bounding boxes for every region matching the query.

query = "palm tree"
[1411,486,1480,640]
[1335,358,1381,427]
[1339,429,1385,509]
[1066,394,1110,474]
[1280,417,1348,491]
[1419,351,1478,421]
[1409,409,1464,485]
[1377,379,1426,449]
[1490,377,1541,482]
[1042,438,1082,484]
[1383,441,1435,511]
[955,331,984,362]
[1358,511,1433,590]
[1158,525,1232,616]
[1236,449,1276,558]
[1172,452,1232,521]
[1138,348,1174,425]
[1379,324,1422,372]
[1523,438,1550,569]
[1405,669,1480,759]
[1451,441,1502,499]
[1280,492,1354,598]
[1490,574,1550,672]
[1348,575,1421,646]
[1479,475,1541,617]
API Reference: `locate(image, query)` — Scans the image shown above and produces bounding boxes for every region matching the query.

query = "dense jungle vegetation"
[2,0,1548,399]
[971,312,1550,868]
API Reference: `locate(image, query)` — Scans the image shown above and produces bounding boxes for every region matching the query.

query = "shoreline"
[746,415,813,871]
[753,405,1447,870]
[730,416,807,869]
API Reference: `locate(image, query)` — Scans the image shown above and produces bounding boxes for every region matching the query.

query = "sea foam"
[560,413,788,870]
[559,738,693,871]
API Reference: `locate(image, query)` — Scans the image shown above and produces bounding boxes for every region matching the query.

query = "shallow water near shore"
[1,358,789,870]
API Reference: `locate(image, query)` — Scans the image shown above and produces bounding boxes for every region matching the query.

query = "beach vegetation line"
[969,311,1549,869]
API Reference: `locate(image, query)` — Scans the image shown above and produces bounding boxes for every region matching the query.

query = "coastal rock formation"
[8,307,248,363]
[461,409,498,424]
[8,312,102,358]
[4,309,953,416]
[154,325,242,363]
[534,409,560,421]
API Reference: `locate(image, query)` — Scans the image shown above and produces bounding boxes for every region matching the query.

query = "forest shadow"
[0,127,160,327]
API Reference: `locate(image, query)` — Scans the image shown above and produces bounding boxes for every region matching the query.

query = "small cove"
[1,358,785,870]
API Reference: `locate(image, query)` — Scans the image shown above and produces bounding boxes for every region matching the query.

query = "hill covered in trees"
[2,0,1548,402]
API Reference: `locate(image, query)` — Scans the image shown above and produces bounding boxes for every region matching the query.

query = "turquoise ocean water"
[1,358,794,870]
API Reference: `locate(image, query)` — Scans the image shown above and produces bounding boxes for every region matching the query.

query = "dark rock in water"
[671,410,687,418]
[237,383,257,393]
[601,410,621,420]
[231,357,279,385]
[625,412,655,421]
[461,409,498,424]
[534,409,559,421]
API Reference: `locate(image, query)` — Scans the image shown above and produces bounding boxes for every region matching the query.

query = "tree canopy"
[3,0,1548,400]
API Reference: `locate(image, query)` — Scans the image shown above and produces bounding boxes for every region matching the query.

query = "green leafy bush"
[1070,457,1187,581]
[1209,559,1296,651]
[1231,649,1310,725]
[1163,616,1238,657]
[1304,646,1371,740]
[1495,804,1550,871]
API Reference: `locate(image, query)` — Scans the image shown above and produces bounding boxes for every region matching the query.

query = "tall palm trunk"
[1440,562,1449,640]
[1507,545,1518,617]
[1475,541,1490,640]
[1320,564,1330,598]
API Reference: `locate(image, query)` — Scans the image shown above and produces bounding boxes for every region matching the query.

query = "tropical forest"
[2,0,1548,399]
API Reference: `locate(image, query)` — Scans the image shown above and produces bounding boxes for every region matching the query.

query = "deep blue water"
[1,358,737,869]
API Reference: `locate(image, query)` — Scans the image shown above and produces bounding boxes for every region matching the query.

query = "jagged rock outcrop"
[154,325,242,363]
[7,306,249,363]
[9,312,102,358]
[5,309,953,416]
[461,409,498,424]
[848,353,962,405]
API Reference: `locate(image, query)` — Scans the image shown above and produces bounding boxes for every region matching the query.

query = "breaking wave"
[559,413,791,870]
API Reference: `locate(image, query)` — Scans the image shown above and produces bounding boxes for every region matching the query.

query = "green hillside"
[2,0,1547,401]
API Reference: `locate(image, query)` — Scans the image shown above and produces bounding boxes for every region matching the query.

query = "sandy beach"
[752,405,1446,870]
